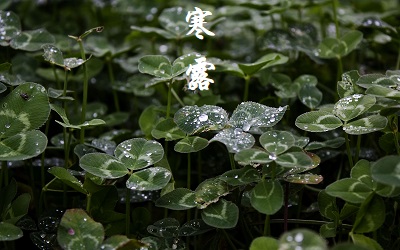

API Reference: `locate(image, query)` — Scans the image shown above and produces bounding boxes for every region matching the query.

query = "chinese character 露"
[186,57,215,91]
[186,7,215,40]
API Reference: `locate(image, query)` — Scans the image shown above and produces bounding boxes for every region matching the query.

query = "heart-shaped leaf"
[0,130,47,161]
[278,229,327,249]
[158,7,190,38]
[57,209,104,250]
[334,94,376,121]
[174,105,228,134]
[79,153,128,179]
[275,151,313,169]
[151,118,186,141]
[298,85,322,109]
[295,111,343,132]
[0,11,21,45]
[201,199,239,229]
[229,102,287,131]
[259,130,295,154]
[316,30,363,58]
[48,167,87,194]
[126,166,172,191]
[234,148,273,166]
[365,85,400,100]
[238,53,288,76]
[343,115,387,135]
[219,166,260,186]
[195,178,229,209]
[0,222,23,241]
[10,29,55,51]
[337,70,361,98]
[174,136,208,153]
[155,188,197,210]
[250,179,283,215]
[147,218,180,238]
[371,155,400,187]
[325,178,372,203]
[0,82,50,139]
[114,138,164,170]
[210,128,255,153]
[305,137,345,150]
[284,173,323,184]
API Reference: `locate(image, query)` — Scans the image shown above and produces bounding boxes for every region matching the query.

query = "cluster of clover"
[185,7,215,91]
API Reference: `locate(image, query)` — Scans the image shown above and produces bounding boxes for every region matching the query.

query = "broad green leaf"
[343,115,387,135]
[201,199,239,229]
[0,82,50,139]
[195,178,229,209]
[210,128,255,153]
[174,136,208,153]
[365,85,400,100]
[318,190,338,220]
[10,29,55,51]
[57,209,104,250]
[259,130,295,154]
[250,179,283,215]
[374,182,400,197]
[275,151,313,169]
[371,155,400,187]
[42,44,64,66]
[48,167,87,194]
[356,73,396,89]
[0,11,21,45]
[320,222,337,238]
[298,85,322,109]
[158,7,190,38]
[151,118,186,141]
[219,166,260,186]
[0,178,17,218]
[172,53,201,76]
[0,222,23,241]
[234,148,272,166]
[294,74,318,87]
[100,235,145,250]
[279,229,328,250]
[305,137,345,150]
[179,219,212,237]
[316,30,363,58]
[126,167,172,191]
[174,105,228,134]
[238,53,288,76]
[114,74,155,96]
[350,159,373,186]
[284,173,323,184]
[295,111,343,132]
[229,102,287,131]
[79,153,128,179]
[138,55,171,78]
[350,233,384,250]
[250,236,279,250]
[147,218,179,238]
[155,188,196,210]
[0,130,47,161]
[325,178,372,203]
[114,138,164,170]
[139,105,164,138]
[4,193,30,225]
[333,94,376,121]
[337,70,361,98]
[353,195,385,233]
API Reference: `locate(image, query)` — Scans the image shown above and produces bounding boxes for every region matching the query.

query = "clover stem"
[166,81,173,119]
[284,182,289,232]
[354,135,361,163]
[229,153,236,170]
[396,44,400,70]
[41,117,50,188]
[243,76,250,102]
[126,188,131,235]
[86,193,92,214]
[344,132,354,168]
[171,87,185,107]
[0,161,7,187]
[78,39,88,144]
[187,153,192,222]
[332,0,340,39]
[107,59,120,112]
[263,214,271,236]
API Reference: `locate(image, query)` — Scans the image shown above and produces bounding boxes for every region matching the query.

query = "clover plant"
[1,1,400,250]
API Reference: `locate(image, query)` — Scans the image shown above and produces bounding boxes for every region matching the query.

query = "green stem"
[229,153,236,170]
[78,39,88,144]
[126,188,131,235]
[41,117,50,188]
[1,161,7,187]
[52,64,61,89]
[396,44,400,70]
[106,59,120,112]
[86,193,92,214]
[187,153,191,222]
[354,135,361,163]
[166,82,172,119]
[171,87,185,107]
[337,56,343,82]
[344,133,354,168]
[332,0,340,39]
[243,76,250,101]
[263,214,271,236]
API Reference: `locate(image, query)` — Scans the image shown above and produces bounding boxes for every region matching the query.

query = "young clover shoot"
[186,7,215,40]
[186,56,215,91]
